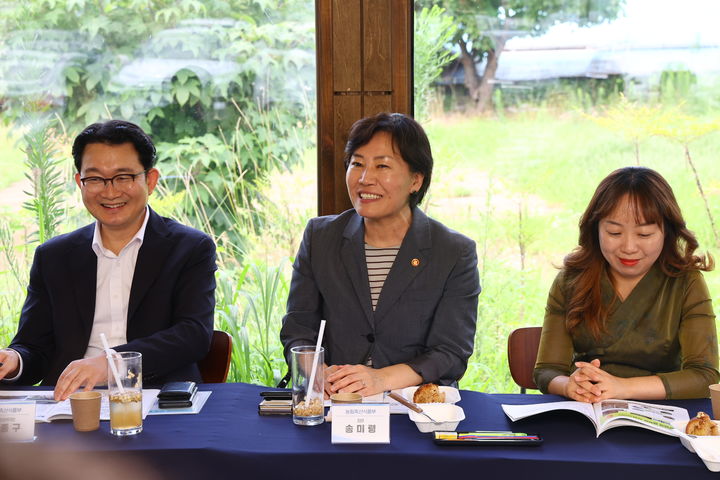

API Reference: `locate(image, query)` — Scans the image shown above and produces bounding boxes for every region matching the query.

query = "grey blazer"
[280,208,480,385]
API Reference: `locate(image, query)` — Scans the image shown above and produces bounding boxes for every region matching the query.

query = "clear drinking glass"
[291,345,324,426]
[108,351,143,436]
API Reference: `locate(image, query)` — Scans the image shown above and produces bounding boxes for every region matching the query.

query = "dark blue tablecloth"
[2,383,716,479]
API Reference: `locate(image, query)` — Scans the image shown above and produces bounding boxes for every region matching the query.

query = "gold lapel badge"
[411,258,420,267]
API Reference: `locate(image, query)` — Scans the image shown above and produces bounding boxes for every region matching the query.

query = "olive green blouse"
[533,264,719,399]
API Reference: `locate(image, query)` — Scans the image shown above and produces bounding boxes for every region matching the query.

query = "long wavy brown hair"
[564,166,713,338]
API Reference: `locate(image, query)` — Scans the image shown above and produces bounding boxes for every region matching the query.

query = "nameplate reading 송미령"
[0,401,36,442]
[331,403,390,444]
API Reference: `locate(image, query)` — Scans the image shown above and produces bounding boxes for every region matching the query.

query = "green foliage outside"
[1,2,719,395]
[0,0,315,251]
[414,6,458,122]
[2,95,719,392]
[0,0,317,387]
[415,0,625,111]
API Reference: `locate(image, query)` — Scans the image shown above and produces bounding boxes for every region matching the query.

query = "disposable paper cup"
[69,391,102,432]
[709,384,720,420]
[330,392,362,404]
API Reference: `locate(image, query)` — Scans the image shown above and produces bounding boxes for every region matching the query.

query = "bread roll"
[413,383,445,403]
[686,412,719,436]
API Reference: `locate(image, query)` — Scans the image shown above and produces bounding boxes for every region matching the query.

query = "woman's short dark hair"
[72,120,157,172]
[343,112,433,207]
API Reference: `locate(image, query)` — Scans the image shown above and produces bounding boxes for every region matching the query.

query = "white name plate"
[331,403,390,444]
[0,401,36,442]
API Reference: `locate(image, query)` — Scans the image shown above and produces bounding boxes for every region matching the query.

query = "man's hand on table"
[0,348,21,380]
[54,355,109,401]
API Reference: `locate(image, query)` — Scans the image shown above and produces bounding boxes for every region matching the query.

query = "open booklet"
[0,389,159,423]
[502,399,690,438]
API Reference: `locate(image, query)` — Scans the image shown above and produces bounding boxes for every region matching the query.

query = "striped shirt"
[365,244,400,310]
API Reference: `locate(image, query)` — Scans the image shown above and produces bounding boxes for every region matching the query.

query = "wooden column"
[316,0,413,216]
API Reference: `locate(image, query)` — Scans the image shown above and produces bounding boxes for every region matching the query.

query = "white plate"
[402,386,461,404]
[408,403,465,433]
[672,420,720,472]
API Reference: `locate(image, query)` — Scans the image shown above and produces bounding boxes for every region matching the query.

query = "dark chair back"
[199,330,233,383]
[507,326,542,393]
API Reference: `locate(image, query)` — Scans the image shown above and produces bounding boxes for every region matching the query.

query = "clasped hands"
[0,348,109,401]
[565,358,626,403]
[323,364,386,398]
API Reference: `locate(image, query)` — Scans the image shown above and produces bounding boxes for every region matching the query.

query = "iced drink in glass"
[108,351,143,436]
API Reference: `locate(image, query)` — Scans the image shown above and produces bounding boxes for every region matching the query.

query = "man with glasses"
[0,120,217,400]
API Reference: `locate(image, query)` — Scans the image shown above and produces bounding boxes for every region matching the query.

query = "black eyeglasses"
[80,170,148,192]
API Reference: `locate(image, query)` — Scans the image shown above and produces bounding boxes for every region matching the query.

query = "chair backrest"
[199,330,233,383]
[507,326,542,393]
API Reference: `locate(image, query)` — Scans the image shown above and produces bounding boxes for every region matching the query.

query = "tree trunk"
[458,37,507,113]
[476,37,507,113]
[458,39,481,106]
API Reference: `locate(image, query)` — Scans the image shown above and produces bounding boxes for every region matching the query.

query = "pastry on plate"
[686,412,719,436]
[413,383,445,403]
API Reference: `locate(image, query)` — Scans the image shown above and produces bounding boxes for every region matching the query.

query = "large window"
[415,0,720,392]
[3,1,718,392]
[0,1,316,386]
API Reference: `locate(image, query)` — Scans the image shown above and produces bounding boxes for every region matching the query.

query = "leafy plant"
[0,219,26,293]
[214,261,289,385]
[21,126,67,245]
[414,6,457,122]
[156,102,310,253]
[1,0,316,249]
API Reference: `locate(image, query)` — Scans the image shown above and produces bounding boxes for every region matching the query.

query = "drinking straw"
[305,319,326,404]
[100,333,125,394]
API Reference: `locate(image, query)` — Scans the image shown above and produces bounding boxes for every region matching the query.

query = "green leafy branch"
[21,126,66,245]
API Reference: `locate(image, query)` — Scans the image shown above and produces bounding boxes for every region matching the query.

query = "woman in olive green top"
[534,167,718,401]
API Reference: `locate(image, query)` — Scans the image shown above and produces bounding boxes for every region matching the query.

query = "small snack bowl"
[402,386,461,404]
[672,420,720,472]
[408,403,465,433]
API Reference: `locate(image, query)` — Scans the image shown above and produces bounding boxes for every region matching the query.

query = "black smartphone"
[433,431,543,446]
[158,381,197,400]
[260,390,292,400]
[159,398,194,409]
[158,382,198,408]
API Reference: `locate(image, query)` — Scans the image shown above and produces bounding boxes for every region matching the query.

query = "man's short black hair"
[343,112,433,207]
[72,120,156,172]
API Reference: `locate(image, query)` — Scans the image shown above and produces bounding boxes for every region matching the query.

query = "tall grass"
[214,263,288,386]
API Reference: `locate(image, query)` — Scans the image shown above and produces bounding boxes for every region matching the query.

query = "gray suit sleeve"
[405,238,480,384]
[280,220,323,364]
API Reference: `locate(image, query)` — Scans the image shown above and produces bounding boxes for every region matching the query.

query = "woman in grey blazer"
[280,113,480,396]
